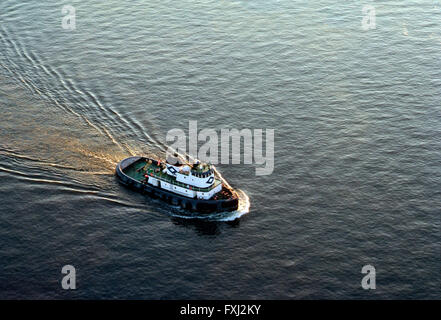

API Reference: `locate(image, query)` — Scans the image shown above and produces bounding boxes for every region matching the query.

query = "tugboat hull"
[116,157,239,213]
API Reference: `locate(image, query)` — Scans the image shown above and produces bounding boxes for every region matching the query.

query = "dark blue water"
[0,0,439,299]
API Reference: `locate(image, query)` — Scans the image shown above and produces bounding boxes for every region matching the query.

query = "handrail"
[147,171,220,193]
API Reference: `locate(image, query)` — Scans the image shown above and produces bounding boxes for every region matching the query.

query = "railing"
[147,171,219,193]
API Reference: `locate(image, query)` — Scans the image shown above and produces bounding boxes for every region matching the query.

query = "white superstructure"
[145,158,222,200]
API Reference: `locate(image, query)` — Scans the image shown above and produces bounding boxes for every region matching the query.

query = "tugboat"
[115,155,239,213]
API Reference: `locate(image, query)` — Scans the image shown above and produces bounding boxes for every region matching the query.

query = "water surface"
[0,0,439,299]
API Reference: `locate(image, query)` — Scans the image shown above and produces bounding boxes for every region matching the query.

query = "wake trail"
[0,26,134,156]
